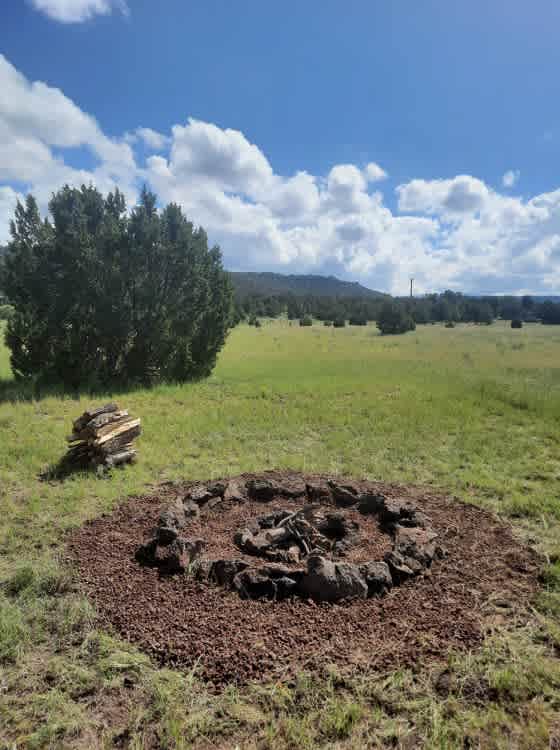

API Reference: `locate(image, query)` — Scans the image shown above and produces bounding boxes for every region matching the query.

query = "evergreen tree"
[376,301,415,335]
[1,185,233,388]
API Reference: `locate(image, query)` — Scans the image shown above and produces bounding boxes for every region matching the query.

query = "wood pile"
[64,403,141,470]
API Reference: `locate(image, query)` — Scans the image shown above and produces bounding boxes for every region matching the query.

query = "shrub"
[1,187,233,388]
[323,320,333,327]
[376,302,416,335]
[445,321,456,328]
[0,304,14,322]
[511,319,523,329]
[299,316,313,327]
[333,318,346,328]
[348,316,368,326]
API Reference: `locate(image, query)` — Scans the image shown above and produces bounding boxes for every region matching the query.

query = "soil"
[186,498,393,568]
[66,471,542,687]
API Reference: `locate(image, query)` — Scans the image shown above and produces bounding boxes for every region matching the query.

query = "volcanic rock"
[233,568,277,599]
[359,561,393,596]
[298,554,368,602]
[328,480,360,507]
[223,479,246,503]
[183,500,200,519]
[305,481,332,502]
[211,559,249,587]
[393,525,440,566]
[357,492,386,515]
[189,485,214,505]
[379,497,420,528]
[247,476,307,501]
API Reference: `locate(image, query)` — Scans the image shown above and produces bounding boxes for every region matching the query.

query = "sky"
[1,1,560,295]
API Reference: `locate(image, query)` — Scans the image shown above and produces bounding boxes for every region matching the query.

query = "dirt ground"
[67,471,542,686]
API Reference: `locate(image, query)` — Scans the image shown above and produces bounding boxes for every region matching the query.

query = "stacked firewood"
[64,403,141,470]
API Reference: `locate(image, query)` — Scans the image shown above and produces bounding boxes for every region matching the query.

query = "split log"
[72,403,118,432]
[63,404,141,472]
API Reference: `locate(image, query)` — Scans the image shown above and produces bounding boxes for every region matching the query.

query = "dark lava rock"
[211,559,249,587]
[384,550,423,582]
[247,477,306,501]
[357,492,386,515]
[233,568,277,599]
[207,480,227,497]
[298,554,368,602]
[275,576,300,599]
[246,478,279,501]
[322,512,359,542]
[393,525,440,566]
[328,480,360,507]
[306,481,332,502]
[206,496,225,511]
[359,561,393,596]
[383,526,440,582]
[155,525,179,546]
[191,558,214,581]
[154,538,189,574]
[189,485,214,505]
[183,500,200,519]
[379,497,419,527]
[135,539,157,565]
[158,501,187,532]
[139,536,205,575]
[397,511,431,529]
[223,479,246,502]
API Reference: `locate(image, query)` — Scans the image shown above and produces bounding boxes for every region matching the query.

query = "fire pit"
[68,471,541,684]
[135,473,443,602]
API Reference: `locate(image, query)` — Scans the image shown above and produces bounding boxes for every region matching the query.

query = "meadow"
[1,319,560,748]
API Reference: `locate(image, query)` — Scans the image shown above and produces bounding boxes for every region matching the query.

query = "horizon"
[2,1,560,296]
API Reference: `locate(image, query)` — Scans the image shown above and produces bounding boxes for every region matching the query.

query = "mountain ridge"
[229,271,386,298]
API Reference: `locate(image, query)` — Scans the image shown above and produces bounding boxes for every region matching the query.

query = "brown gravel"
[66,471,542,686]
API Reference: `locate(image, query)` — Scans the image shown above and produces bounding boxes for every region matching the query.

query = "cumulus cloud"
[0,54,138,210]
[126,127,170,152]
[502,169,520,188]
[29,0,128,23]
[365,162,387,182]
[1,54,559,295]
[397,175,489,216]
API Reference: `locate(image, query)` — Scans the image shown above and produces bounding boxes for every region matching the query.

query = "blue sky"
[1,0,560,294]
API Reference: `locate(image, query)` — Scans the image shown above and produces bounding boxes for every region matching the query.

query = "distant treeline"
[234,289,560,325]
[2,238,560,327]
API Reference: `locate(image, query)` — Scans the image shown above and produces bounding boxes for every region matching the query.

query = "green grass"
[1,319,560,748]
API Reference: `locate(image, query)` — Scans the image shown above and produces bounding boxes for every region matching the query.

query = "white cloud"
[396,175,489,216]
[29,0,128,23]
[502,169,520,188]
[127,127,170,152]
[365,162,387,182]
[1,53,560,295]
[0,54,138,211]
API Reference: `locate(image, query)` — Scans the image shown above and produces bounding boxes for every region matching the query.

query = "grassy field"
[1,319,560,748]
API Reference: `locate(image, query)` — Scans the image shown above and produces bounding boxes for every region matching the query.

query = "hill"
[229,271,386,298]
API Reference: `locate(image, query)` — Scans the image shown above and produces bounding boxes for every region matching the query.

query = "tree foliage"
[376,301,416,335]
[1,186,233,388]
[541,301,560,325]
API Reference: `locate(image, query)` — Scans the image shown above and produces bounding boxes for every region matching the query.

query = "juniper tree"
[1,185,233,388]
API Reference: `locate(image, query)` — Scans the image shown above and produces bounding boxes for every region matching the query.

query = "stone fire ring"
[135,474,445,603]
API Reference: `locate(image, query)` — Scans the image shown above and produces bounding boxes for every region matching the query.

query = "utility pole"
[410,278,414,298]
